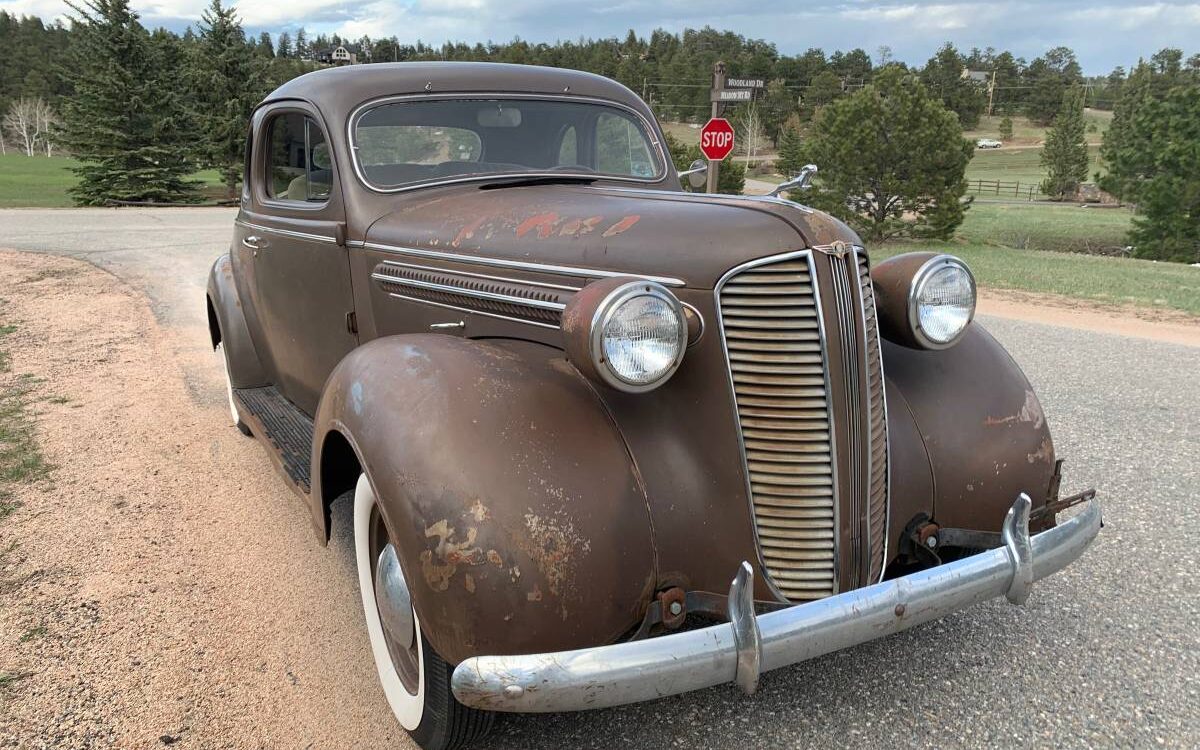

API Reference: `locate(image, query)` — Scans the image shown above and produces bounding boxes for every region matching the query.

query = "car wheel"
[216,342,251,436]
[354,474,494,750]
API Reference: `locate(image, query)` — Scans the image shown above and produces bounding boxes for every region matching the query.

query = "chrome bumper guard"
[451,494,1101,713]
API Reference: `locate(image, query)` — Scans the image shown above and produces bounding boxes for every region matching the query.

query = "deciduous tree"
[798,67,974,241]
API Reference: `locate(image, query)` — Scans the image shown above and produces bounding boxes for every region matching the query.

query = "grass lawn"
[875,202,1200,317]
[965,145,1104,193]
[964,110,1112,146]
[0,153,229,207]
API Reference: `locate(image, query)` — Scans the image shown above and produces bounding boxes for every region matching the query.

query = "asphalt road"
[2,207,1197,748]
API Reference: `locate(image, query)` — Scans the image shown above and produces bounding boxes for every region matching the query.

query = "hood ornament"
[768,164,817,198]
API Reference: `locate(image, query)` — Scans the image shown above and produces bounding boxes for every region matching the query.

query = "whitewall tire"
[216,343,251,436]
[352,473,493,750]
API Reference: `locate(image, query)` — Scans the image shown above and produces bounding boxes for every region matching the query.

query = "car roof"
[264,62,648,115]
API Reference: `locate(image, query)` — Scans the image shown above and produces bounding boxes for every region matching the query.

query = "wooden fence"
[966,179,1043,201]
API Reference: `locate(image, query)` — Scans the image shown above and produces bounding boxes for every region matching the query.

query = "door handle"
[242,235,264,249]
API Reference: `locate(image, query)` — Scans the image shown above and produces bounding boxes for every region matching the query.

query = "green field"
[877,202,1200,317]
[964,145,1104,195]
[0,154,227,207]
[963,109,1112,146]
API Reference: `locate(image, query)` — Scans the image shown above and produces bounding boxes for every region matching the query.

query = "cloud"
[1,0,1196,71]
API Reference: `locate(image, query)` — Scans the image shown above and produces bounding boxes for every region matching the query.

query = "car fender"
[882,323,1057,534]
[311,334,656,663]
[206,254,267,388]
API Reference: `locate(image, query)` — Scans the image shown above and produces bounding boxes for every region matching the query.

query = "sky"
[3,0,1199,74]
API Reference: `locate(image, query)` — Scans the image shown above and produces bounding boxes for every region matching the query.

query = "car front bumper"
[450,494,1102,713]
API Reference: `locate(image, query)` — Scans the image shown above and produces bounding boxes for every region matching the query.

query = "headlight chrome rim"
[589,280,687,393]
[907,254,976,350]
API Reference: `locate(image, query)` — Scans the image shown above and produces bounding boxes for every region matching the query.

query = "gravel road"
[0,208,1196,748]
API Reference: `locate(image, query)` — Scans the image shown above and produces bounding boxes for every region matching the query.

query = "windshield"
[352,98,665,190]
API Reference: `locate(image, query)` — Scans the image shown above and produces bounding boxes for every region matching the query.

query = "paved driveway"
[1,207,1196,747]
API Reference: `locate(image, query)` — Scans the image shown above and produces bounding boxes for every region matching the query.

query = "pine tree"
[775,126,806,176]
[1039,87,1089,200]
[800,67,974,241]
[57,0,199,205]
[192,0,266,196]
[998,116,1013,141]
[919,42,985,128]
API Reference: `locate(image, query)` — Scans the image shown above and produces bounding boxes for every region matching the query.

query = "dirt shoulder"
[978,288,1200,348]
[0,250,404,748]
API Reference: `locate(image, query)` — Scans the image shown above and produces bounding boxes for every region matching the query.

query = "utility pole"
[706,60,726,194]
[987,70,997,116]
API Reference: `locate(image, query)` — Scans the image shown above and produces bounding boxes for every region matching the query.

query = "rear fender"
[206,254,267,387]
[311,335,656,663]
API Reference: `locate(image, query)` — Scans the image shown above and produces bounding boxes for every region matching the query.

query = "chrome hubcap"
[374,542,414,650]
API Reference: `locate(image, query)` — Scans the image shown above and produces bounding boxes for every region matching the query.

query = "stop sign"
[699,118,735,161]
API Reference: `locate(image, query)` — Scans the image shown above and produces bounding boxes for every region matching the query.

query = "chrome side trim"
[382,291,560,330]
[379,259,581,292]
[712,249,840,603]
[856,247,892,583]
[357,240,686,287]
[370,272,567,311]
[346,92,670,194]
[234,219,339,245]
[451,497,1102,713]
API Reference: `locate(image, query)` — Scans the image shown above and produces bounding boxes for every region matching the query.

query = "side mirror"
[678,159,708,190]
[768,164,818,198]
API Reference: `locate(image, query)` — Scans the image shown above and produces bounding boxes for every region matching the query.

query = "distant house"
[317,45,358,66]
[960,69,991,85]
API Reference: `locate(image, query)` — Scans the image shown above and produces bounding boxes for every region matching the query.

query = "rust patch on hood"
[601,215,640,238]
[451,215,488,248]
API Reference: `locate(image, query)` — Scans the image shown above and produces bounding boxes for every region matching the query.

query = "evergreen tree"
[919,42,986,128]
[192,0,266,196]
[57,0,199,205]
[276,31,292,58]
[775,125,805,176]
[1101,51,1200,261]
[1025,47,1083,125]
[1040,87,1089,199]
[799,67,974,241]
[998,116,1013,140]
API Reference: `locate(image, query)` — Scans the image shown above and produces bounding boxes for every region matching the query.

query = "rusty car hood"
[361,183,861,289]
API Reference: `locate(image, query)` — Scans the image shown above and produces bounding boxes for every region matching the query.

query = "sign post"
[705,61,726,193]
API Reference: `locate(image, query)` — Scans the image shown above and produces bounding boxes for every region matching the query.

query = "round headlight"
[592,283,686,391]
[909,255,976,348]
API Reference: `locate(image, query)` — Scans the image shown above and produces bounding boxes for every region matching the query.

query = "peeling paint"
[601,214,640,238]
[526,583,543,602]
[452,215,487,247]
[419,519,484,592]
[515,212,560,239]
[559,215,603,238]
[486,549,503,567]
[468,499,490,523]
[1027,436,1053,464]
[985,389,1045,429]
[518,508,592,599]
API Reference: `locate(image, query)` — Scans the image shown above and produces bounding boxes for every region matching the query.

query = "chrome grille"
[717,254,837,601]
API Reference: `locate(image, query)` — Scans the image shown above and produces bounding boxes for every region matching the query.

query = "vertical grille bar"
[829,253,867,587]
[856,251,890,582]
[716,252,838,601]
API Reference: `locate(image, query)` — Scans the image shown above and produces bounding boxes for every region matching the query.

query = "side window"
[557,126,578,166]
[595,113,656,178]
[265,112,332,203]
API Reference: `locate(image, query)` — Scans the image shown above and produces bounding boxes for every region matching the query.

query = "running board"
[234,386,314,495]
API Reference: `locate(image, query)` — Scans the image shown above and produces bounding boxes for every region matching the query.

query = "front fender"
[206,254,267,387]
[883,323,1057,535]
[312,335,656,664]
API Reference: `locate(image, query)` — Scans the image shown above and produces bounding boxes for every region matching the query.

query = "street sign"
[699,118,735,161]
[726,78,764,89]
[712,89,752,102]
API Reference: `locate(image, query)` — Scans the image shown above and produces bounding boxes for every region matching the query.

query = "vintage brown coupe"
[206,62,1101,749]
